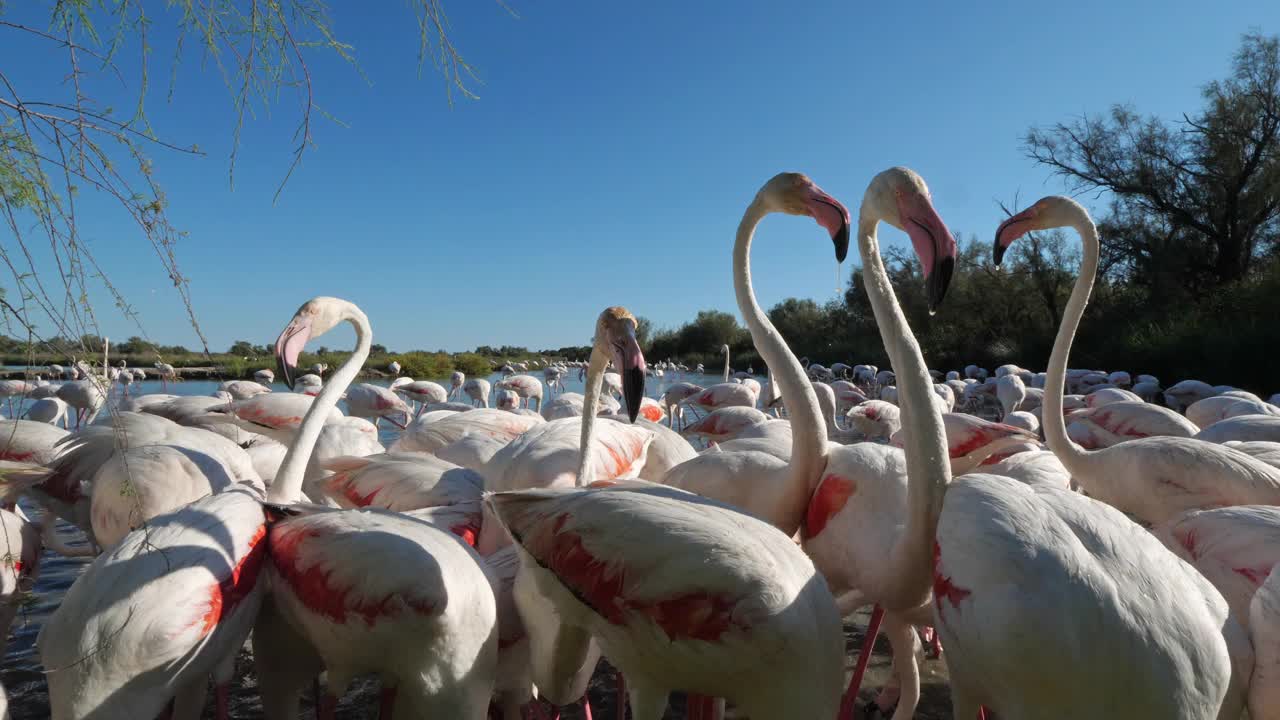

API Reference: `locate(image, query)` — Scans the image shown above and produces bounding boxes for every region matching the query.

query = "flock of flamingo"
[0,167,1278,719]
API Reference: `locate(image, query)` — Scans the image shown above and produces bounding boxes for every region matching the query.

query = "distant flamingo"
[345,383,413,429]
[449,371,466,400]
[463,378,492,407]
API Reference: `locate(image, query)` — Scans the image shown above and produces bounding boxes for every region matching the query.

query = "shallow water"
[1,367,740,718]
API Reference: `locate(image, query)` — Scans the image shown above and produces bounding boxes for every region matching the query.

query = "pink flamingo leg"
[838,604,885,720]
[615,671,627,720]
[378,685,397,719]
[319,693,339,720]
[580,695,593,720]
[215,682,230,720]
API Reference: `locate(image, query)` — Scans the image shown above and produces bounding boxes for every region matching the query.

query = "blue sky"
[1,1,1275,354]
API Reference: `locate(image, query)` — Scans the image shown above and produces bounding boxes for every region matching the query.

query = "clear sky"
[1,1,1276,354]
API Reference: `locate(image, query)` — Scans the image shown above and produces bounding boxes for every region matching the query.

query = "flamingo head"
[864,167,957,314]
[758,173,851,263]
[597,306,646,423]
[994,195,1087,265]
[275,296,350,390]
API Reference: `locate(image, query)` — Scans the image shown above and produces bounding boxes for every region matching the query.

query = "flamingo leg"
[837,604,885,720]
[215,682,230,720]
[313,677,323,720]
[378,684,397,719]
[685,695,723,720]
[319,693,339,720]
[579,695,592,720]
[615,671,626,720]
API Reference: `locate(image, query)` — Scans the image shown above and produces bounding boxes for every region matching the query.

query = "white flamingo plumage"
[488,481,844,720]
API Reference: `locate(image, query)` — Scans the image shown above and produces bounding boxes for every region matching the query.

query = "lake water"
[1,366,740,718]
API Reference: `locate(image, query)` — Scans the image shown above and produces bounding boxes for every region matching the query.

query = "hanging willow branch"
[0,0,488,366]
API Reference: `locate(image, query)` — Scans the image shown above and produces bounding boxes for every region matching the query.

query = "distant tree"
[370,344,389,355]
[228,340,258,357]
[634,316,654,349]
[1025,32,1280,291]
[767,298,827,358]
[678,310,743,354]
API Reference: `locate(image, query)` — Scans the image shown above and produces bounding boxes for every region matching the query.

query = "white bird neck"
[1042,211,1101,474]
[734,196,828,505]
[269,303,372,503]
[855,202,949,610]
[576,335,610,485]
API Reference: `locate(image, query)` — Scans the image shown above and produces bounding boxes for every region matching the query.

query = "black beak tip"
[992,241,1006,267]
[929,255,956,312]
[278,357,297,391]
[623,367,645,423]
[833,224,850,264]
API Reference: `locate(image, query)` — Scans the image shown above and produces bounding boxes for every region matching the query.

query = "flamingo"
[345,383,413,429]
[1197,414,1280,444]
[488,481,843,720]
[1065,401,1199,449]
[394,380,449,412]
[254,368,275,385]
[22,397,69,427]
[463,378,492,407]
[154,361,178,390]
[218,379,272,401]
[392,409,543,456]
[55,380,106,429]
[1187,395,1280,428]
[680,406,773,443]
[954,194,1250,716]
[37,297,369,720]
[994,195,1280,525]
[661,172,846,537]
[449,371,466,400]
[320,452,484,511]
[1165,379,1220,413]
[261,297,500,719]
[477,306,649,557]
[660,382,704,429]
[846,400,901,441]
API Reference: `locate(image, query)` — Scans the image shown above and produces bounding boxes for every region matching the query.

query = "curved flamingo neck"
[1042,212,1100,476]
[576,339,609,485]
[856,207,949,611]
[734,197,828,510]
[269,304,372,503]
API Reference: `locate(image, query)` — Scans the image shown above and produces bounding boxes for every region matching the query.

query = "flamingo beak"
[896,191,957,314]
[615,331,647,423]
[993,207,1037,266]
[274,316,312,391]
[806,187,851,263]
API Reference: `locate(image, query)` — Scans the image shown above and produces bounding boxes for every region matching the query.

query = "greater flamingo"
[661,172,846,536]
[488,482,844,720]
[994,196,1280,525]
